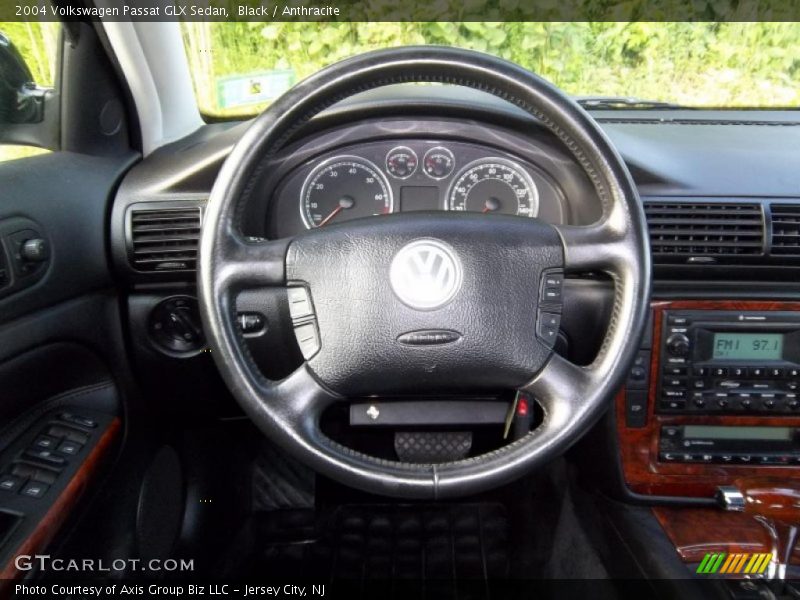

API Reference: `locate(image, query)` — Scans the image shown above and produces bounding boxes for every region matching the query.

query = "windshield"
[182,22,800,117]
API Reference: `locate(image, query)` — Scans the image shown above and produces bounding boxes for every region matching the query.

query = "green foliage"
[0,21,59,85]
[182,22,800,116]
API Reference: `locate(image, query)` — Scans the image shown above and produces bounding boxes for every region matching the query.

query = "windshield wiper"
[576,96,687,110]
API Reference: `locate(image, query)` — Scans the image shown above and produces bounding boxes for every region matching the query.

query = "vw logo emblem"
[389,239,463,310]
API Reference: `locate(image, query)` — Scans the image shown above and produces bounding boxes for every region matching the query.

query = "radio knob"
[666,333,690,357]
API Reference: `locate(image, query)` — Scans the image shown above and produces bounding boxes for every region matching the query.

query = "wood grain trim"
[617,300,800,497]
[0,418,121,582]
[652,506,800,565]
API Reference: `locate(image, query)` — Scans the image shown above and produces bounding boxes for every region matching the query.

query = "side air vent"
[770,204,800,256]
[129,206,202,272]
[644,201,765,259]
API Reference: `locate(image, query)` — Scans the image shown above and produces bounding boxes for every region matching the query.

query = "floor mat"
[249,503,509,598]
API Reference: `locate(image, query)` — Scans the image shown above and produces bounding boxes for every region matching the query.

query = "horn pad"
[286,212,564,396]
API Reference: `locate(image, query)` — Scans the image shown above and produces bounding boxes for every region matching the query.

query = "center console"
[616,300,800,571]
[618,300,800,498]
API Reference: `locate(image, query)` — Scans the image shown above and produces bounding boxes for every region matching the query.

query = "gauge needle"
[482,197,501,213]
[318,196,355,227]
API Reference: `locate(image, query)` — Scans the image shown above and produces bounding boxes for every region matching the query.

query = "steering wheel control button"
[389,239,463,310]
[539,269,565,310]
[287,286,314,320]
[293,322,321,360]
[238,312,266,335]
[536,312,561,348]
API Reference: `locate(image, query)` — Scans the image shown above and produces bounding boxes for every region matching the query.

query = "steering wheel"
[198,47,651,499]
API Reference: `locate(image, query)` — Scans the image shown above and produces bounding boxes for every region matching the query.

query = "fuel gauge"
[423,146,455,180]
[385,146,418,179]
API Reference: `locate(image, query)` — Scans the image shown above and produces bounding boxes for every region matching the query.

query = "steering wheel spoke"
[522,353,595,428]
[555,220,631,276]
[214,233,291,290]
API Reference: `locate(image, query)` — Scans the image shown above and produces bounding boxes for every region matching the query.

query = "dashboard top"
[109,83,800,287]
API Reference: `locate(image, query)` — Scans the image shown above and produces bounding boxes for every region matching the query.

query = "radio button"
[751,367,766,378]
[789,368,799,377]
[664,377,686,387]
[718,380,741,389]
[693,366,709,377]
[730,367,747,377]
[664,366,687,376]
[666,333,690,357]
[786,382,799,391]
[712,367,728,377]
[663,390,686,399]
[667,316,689,325]
[769,368,784,378]
[660,400,686,411]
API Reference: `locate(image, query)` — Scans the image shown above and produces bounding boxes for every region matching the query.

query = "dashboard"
[270,140,566,234]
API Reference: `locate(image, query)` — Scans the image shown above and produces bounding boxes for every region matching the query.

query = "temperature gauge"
[423,146,455,180]
[385,146,418,179]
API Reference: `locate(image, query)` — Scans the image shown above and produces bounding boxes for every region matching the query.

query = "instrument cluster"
[271,140,566,235]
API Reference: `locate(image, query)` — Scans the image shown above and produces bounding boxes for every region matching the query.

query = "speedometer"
[300,156,393,229]
[447,158,539,217]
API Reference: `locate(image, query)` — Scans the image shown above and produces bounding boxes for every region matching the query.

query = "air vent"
[130,206,202,272]
[770,204,800,256]
[644,202,764,259]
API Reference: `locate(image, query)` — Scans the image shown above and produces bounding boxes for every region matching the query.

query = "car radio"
[658,424,800,465]
[657,310,800,415]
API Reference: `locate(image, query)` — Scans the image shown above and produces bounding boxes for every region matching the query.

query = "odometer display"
[300,156,393,228]
[447,158,539,217]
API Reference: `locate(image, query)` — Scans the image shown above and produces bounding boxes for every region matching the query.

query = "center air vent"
[644,201,765,260]
[770,204,800,256]
[129,205,202,272]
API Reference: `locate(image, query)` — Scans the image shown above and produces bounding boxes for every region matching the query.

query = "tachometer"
[300,156,393,229]
[447,158,539,217]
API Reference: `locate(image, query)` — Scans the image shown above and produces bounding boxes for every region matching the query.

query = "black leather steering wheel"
[198,47,651,499]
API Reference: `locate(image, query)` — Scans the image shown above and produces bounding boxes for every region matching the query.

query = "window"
[181,22,800,118]
[0,21,59,162]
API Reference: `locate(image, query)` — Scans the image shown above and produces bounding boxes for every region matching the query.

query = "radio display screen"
[684,425,793,441]
[712,332,784,361]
